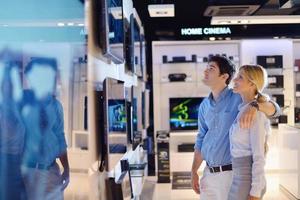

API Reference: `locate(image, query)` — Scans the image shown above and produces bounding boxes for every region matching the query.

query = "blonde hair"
[239,65,269,103]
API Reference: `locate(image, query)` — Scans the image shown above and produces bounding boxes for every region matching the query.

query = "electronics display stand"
[156,130,170,183]
[257,55,286,126]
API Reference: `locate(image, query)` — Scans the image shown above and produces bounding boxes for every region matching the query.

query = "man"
[191,56,279,200]
[21,58,70,200]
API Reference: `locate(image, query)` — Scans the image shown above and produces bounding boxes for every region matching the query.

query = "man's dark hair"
[209,55,236,85]
[24,57,57,74]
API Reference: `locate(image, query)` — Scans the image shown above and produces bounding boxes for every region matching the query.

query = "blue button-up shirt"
[194,87,241,167]
[22,97,67,166]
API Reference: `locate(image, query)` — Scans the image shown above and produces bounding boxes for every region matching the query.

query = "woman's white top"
[229,102,271,197]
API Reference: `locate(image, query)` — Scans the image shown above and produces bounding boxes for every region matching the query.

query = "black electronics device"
[162,54,197,63]
[268,75,284,88]
[257,55,283,68]
[271,94,284,107]
[177,143,195,152]
[168,73,187,82]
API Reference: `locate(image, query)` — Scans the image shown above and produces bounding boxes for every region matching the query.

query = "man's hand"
[239,106,257,129]
[248,195,260,200]
[61,169,70,191]
[191,172,200,194]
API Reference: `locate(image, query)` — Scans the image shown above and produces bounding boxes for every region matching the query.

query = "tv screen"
[133,18,142,77]
[108,99,126,132]
[94,0,125,63]
[169,98,204,131]
[100,78,128,171]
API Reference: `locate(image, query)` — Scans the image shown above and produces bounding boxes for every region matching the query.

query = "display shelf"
[169,131,198,137]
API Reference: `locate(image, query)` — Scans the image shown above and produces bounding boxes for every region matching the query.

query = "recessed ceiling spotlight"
[67,22,75,26]
[148,4,175,17]
[273,36,279,39]
[78,23,85,27]
[57,23,65,27]
[217,37,223,40]
[209,37,216,41]
[225,37,231,40]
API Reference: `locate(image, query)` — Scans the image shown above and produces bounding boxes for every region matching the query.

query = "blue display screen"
[169,98,204,131]
[108,99,126,132]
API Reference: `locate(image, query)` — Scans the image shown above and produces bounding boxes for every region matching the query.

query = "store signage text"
[181,27,231,36]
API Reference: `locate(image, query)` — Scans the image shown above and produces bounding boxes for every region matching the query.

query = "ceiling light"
[148,4,175,17]
[67,22,74,26]
[225,37,231,40]
[211,15,300,25]
[209,37,216,41]
[57,22,65,27]
[78,23,85,27]
[273,36,279,39]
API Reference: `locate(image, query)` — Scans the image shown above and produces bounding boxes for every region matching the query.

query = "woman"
[0,63,26,200]
[228,65,271,200]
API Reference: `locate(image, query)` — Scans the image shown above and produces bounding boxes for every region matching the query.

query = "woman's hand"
[248,195,260,200]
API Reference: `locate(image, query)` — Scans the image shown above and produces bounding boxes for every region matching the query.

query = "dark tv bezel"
[124,14,135,74]
[132,17,143,78]
[95,0,125,64]
[169,97,204,131]
[101,78,128,171]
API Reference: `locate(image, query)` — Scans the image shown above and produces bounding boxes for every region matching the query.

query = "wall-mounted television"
[131,81,143,149]
[95,77,128,172]
[169,97,204,131]
[124,13,134,73]
[133,9,143,78]
[93,0,125,64]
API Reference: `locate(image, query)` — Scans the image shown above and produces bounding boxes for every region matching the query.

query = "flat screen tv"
[108,99,126,132]
[93,0,125,64]
[133,16,142,77]
[95,77,128,172]
[169,97,204,131]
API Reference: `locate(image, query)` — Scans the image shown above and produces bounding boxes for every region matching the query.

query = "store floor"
[64,172,290,200]
[64,129,291,199]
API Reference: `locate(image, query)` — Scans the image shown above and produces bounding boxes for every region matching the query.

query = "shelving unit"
[152,41,240,173]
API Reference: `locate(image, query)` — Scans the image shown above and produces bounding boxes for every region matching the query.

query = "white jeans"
[199,166,233,200]
[22,163,63,200]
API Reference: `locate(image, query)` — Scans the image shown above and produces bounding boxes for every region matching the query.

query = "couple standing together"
[191,56,280,200]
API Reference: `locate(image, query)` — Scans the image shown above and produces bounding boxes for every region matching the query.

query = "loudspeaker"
[191,54,197,62]
[162,55,168,63]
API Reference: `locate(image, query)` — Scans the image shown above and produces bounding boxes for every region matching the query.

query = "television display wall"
[169,97,204,131]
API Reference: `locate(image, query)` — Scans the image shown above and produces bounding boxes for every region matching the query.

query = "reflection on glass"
[0,59,26,200]
[21,58,69,200]
[0,0,86,199]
